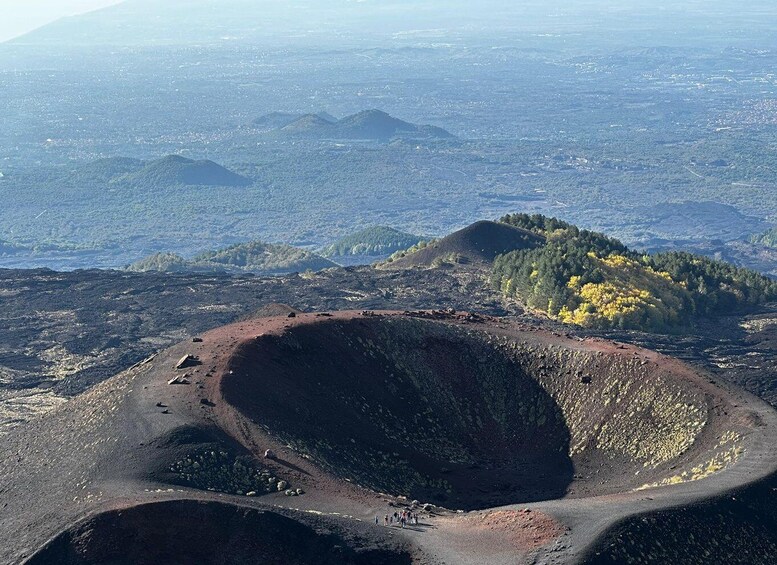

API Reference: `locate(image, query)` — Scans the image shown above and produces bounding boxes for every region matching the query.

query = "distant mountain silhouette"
[263,109,453,141]
[334,110,452,140]
[121,155,250,187]
[253,112,335,130]
[8,1,540,47]
[280,114,338,135]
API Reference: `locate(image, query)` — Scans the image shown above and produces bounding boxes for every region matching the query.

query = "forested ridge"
[492,214,777,330]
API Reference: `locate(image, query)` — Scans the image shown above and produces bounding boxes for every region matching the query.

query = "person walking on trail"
[384,514,389,526]
[375,516,379,525]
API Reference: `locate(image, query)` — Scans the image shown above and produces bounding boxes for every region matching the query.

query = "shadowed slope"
[223,316,574,509]
[581,471,777,564]
[383,221,543,269]
[28,500,411,565]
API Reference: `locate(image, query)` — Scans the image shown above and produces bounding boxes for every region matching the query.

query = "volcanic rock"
[175,354,200,369]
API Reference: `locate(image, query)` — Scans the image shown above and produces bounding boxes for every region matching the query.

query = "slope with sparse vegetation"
[750,227,777,248]
[320,226,422,258]
[127,241,335,275]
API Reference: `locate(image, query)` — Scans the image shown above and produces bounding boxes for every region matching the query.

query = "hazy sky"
[0,0,121,42]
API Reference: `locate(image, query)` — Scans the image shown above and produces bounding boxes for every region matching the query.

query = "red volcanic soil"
[439,509,568,555]
[2,309,777,565]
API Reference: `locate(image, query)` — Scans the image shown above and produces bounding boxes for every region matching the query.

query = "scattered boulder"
[167,376,190,385]
[581,376,592,384]
[192,337,203,343]
[264,449,275,459]
[175,354,200,369]
[277,480,288,491]
[296,488,305,495]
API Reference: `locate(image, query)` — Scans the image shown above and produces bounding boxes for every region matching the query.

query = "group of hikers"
[375,509,419,528]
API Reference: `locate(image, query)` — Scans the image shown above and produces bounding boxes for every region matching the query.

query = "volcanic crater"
[4,310,776,565]
[223,313,748,510]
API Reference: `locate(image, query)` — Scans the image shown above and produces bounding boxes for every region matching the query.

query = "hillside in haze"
[71,155,250,188]
[253,111,336,130]
[11,0,777,48]
[121,155,250,187]
[73,157,144,181]
[8,0,531,46]
[264,110,453,141]
[128,241,335,275]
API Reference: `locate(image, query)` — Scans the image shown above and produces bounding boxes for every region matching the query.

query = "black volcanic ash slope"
[28,501,411,565]
[382,220,543,268]
[582,474,777,564]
